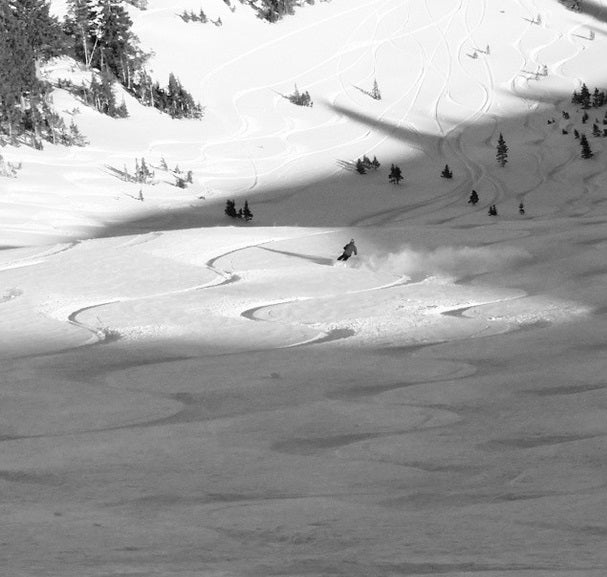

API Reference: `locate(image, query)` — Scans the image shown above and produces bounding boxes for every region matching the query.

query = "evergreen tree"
[355,158,366,174]
[519,202,525,215]
[574,128,580,139]
[225,199,237,218]
[496,133,508,167]
[371,78,381,100]
[9,0,66,61]
[65,0,144,89]
[388,163,403,184]
[592,88,605,108]
[243,200,253,221]
[582,111,589,123]
[592,123,601,137]
[579,83,591,109]
[0,0,38,138]
[580,133,593,158]
[468,190,479,205]
[371,156,380,170]
[441,164,453,178]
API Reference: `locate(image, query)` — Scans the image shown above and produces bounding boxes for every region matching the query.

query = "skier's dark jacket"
[342,240,357,257]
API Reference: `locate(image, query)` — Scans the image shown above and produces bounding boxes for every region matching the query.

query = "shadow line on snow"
[92,80,588,238]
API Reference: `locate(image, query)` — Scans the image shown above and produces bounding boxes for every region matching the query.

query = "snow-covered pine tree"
[441,164,453,178]
[355,158,367,174]
[371,156,380,170]
[468,190,479,204]
[496,133,508,167]
[592,123,601,137]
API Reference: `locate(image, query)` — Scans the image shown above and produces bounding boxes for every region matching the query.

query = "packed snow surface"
[1,0,607,575]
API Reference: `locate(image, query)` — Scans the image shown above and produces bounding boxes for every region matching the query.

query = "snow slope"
[1,0,607,575]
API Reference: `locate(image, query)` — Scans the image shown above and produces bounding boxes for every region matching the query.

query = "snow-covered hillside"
[2,0,607,575]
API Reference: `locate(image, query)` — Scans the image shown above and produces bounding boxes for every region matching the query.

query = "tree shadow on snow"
[95,80,592,238]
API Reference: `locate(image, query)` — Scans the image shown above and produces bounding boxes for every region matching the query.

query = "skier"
[337,239,357,261]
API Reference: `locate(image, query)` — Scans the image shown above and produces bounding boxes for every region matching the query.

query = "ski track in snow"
[12,0,596,357]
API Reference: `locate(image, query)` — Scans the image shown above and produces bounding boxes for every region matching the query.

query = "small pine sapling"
[371,156,380,170]
[356,158,367,174]
[582,111,589,123]
[592,123,601,137]
[468,190,479,205]
[243,200,253,221]
[371,79,381,100]
[574,128,580,139]
[441,164,453,178]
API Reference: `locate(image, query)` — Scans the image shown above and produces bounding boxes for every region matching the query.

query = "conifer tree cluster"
[0,0,70,144]
[129,72,202,119]
[225,199,253,221]
[63,0,203,119]
[572,84,606,109]
[355,155,380,174]
[388,164,403,184]
[253,0,326,23]
[287,85,313,107]
[171,164,193,188]
[179,8,208,23]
